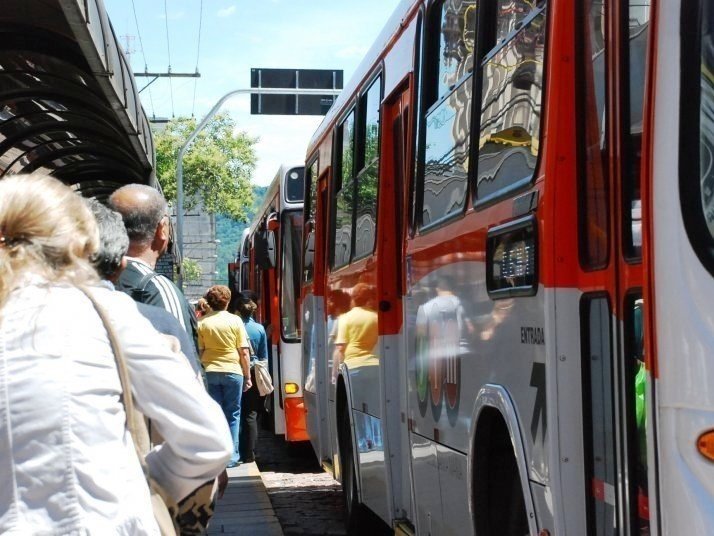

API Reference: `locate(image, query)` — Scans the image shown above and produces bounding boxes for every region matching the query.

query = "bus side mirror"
[255,233,270,269]
[267,211,280,232]
[267,230,277,268]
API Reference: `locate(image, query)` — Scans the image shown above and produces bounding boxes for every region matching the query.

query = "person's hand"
[243,378,252,392]
[217,469,228,500]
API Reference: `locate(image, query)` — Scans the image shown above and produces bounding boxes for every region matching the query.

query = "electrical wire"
[130,0,155,118]
[191,0,204,117]
[164,0,175,117]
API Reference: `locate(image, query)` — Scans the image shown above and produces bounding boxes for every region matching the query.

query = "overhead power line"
[192,0,204,117]
[130,0,155,117]
[164,0,175,117]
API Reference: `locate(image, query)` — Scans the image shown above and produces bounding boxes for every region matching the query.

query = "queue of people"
[0,173,260,534]
[196,286,269,467]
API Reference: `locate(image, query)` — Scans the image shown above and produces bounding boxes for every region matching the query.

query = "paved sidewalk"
[208,462,283,535]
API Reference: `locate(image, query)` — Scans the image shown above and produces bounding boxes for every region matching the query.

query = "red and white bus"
[237,164,308,442]
[300,0,714,534]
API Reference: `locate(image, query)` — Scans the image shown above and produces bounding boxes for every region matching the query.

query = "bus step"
[394,520,415,536]
[321,458,334,475]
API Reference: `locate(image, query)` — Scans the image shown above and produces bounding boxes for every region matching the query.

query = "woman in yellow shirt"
[198,285,251,467]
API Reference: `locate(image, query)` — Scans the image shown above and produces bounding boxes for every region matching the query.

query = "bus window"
[495,0,539,44]
[476,7,546,203]
[419,0,476,229]
[434,0,476,102]
[354,77,381,259]
[240,260,249,291]
[701,1,714,243]
[281,210,303,341]
[333,111,356,269]
[681,0,714,275]
[581,295,617,536]
[579,0,609,270]
[303,159,318,283]
[625,294,649,535]
[623,1,650,260]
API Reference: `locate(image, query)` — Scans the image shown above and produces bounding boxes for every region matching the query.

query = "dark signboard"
[250,68,343,116]
[156,252,175,281]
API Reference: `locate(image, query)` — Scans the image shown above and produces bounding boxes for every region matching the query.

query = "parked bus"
[301,0,714,534]
[237,164,308,442]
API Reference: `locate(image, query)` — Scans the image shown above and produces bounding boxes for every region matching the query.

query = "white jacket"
[0,282,232,535]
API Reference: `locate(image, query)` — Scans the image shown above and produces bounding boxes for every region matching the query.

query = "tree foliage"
[179,257,202,283]
[154,114,258,221]
[215,185,268,284]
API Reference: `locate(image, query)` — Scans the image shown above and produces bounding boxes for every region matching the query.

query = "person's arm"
[333,343,346,364]
[333,316,347,364]
[240,347,251,391]
[197,323,205,362]
[259,327,269,361]
[102,291,231,503]
[236,320,252,391]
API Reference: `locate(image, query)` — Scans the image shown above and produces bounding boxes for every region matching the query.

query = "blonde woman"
[0,174,232,534]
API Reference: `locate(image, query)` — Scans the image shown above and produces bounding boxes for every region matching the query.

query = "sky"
[104,0,402,186]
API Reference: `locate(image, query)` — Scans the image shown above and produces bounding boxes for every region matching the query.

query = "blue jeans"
[206,372,244,465]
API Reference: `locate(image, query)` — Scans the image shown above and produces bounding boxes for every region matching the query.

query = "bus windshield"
[281,210,303,341]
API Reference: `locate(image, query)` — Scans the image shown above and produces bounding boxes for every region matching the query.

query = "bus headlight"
[284,382,299,395]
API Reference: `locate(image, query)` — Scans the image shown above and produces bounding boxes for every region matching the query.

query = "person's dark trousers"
[240,368,264,462]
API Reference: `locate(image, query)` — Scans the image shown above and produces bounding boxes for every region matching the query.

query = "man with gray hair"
[86,198,201,375]
[108,184,197,349]
[86,198,224,530]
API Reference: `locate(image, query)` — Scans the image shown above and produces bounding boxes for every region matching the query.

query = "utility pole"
[174,87,340,289]
[135,70,201,94]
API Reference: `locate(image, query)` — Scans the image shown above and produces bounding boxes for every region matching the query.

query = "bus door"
[377,81,413,523]
[574,1,653,534]
[311,174,338,466]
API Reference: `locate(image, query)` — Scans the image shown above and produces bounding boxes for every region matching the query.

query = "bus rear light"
[284,382,299,395]
[697,430,714,462]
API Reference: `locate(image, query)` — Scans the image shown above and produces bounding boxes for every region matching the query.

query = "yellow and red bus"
[237,164,308,442]
[300,0,714,534]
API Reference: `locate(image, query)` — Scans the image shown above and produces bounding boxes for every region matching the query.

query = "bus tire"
[338,397,366,534]
[472,408,529,536]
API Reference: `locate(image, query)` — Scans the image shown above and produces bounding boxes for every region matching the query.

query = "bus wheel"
[473,408,529,536]
[339,401,365,533]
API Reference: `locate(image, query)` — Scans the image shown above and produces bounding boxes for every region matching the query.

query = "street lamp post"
[174,87,340,289]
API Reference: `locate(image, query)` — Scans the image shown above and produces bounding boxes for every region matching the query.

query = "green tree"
[179,258,202,283]
[215,185,268,284]
[154,114,258,221]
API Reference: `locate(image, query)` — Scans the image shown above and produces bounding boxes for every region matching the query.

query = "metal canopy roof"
[0,0,156,196]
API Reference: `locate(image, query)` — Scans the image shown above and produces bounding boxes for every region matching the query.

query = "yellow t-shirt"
[198,310,249,374]
[334,306,378,360]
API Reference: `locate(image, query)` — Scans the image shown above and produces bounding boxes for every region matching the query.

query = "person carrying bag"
[82,288,178,535]
[0,173,232,535]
